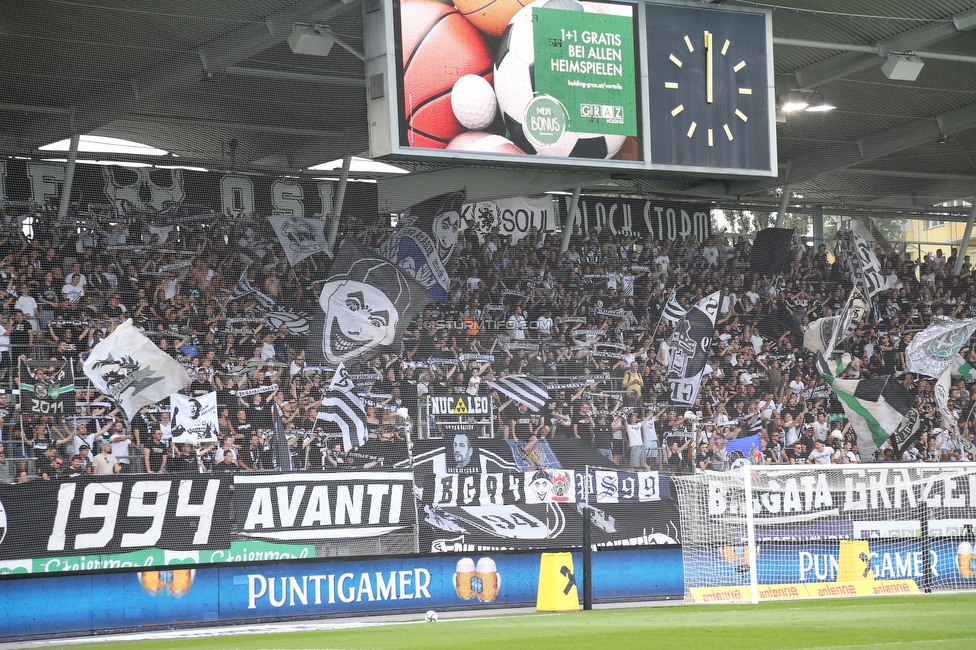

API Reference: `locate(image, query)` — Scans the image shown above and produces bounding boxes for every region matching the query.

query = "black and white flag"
[317,363,368,452]
[486,374,550,412]
[83,319,191,422]
[269,214,332,266]
[803,287,868,356]
[837,230,890,298]
[378,191,465,303]
[309,240,433,365]
[661,289,686,325]
[668,291,720,405]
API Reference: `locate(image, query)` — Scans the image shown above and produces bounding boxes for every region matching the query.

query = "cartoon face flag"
[269,214,332,266]
[171,392,219,444]
[83,319,191,422]
[377,191,465,302]
[309,240,433,365]
[668,291,720,405]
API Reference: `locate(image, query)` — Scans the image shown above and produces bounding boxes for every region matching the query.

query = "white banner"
[460,196,555,244]
[268,214,332,266]
[171,391,220,443]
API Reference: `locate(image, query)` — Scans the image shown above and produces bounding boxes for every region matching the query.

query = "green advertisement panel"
[0,540,316,575]
[531,6,638,140]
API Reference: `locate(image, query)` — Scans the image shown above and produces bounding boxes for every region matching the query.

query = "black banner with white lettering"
[232,472,416,542]
[417,469,681,551]
[0,159,377,221]
[0,475,231,560]
[557,196,712,242]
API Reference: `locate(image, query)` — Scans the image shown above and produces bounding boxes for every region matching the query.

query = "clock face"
[645,3,774,174]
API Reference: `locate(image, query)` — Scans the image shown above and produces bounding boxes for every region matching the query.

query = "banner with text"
[557,196,712,242]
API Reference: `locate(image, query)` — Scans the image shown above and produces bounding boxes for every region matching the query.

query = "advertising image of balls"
[494,0,626,158]
[400,0,494,148]
[395,0,640,162]
[453,0,529,38]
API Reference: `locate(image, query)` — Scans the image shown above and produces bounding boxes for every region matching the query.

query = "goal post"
[672,463,976,604]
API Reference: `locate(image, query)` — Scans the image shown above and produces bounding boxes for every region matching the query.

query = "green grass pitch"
[77,593,976,650]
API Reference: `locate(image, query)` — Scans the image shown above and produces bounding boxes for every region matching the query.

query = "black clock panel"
[646,2,772,172]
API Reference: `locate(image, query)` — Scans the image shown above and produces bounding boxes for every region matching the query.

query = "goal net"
[672,463,976,604]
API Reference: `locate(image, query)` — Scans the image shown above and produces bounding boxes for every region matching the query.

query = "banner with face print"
[309,241,433,366]
[377,191,465,303]
[171,391,219,444]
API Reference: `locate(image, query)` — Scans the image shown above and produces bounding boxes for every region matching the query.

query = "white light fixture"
[805,91,836,112]
[308,156,408,174]
[881,52,924,81]
[288,23,334,57]
[779,91,809,112]
[39,135,167,156]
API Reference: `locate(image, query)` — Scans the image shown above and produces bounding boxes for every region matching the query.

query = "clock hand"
[705,31,713,104]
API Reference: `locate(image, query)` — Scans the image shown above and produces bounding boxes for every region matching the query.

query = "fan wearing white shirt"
[806,441,837,465]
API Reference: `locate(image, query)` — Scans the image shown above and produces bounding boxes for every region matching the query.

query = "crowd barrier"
[0,547,683,638]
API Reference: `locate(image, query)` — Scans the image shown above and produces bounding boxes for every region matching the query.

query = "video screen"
[392,0,643,166]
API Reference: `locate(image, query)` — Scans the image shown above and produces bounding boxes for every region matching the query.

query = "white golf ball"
[451,74,497,131]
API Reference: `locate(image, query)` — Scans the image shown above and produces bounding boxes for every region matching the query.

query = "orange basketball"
[447,131,525,154]
[401,0,494,148]
[613,136,640,161]
[453,0,530,38]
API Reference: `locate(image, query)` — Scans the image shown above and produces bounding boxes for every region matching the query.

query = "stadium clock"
[644,1,775,175]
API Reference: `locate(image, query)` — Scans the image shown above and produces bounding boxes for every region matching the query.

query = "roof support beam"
[691,100,976,199]
[124,114,343,139]
[0,0,352,150]
[791,7,976,89]
[377,169,610,213]
[225,65,366,88]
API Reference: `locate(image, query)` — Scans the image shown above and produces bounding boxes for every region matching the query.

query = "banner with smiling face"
[308,240,433,366]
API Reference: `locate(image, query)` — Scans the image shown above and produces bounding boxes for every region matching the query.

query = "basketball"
[613,137,640,161]
[447,131,525,154]
[400,0,494,148]
[453,0,529,38]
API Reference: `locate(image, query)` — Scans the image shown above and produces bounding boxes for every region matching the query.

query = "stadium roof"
[2,0,976,218]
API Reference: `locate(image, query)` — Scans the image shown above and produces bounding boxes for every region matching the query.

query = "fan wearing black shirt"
[143,429,168,474]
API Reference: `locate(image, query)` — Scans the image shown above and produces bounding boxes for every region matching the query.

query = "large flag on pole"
[317,363,368,452]
[905,316,976,378]
[804,287,868,356]
[668,291,720,405]
[269,214,332,266]
[818,359,916,461]
[749,227,795,276]
[935,368,961,440]
[377,191,465,303]
[486,374,551,412]
[836,230,890,298]
[661,288,687,326]
[309,240,433,366]
[83,319,190,422]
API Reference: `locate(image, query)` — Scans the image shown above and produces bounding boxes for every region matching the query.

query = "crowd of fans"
[0,200,974,483]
